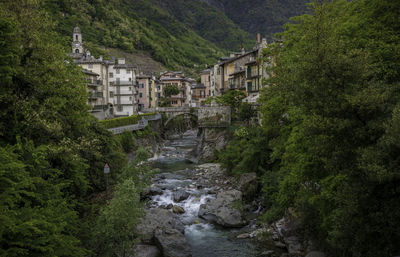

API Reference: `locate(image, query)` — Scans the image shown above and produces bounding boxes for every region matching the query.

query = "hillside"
[44,0,309,70]
[44,0,253,70]
[203,0,310,40]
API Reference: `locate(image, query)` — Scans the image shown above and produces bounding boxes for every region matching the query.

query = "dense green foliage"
[99,113,155,129]
[164,85,180,97]
[205,90,255,122]
[90,147,153,257]
[0,1,150,255]
[218,1,400,256]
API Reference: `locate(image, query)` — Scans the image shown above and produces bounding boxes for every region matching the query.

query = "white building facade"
[109,58,138,117]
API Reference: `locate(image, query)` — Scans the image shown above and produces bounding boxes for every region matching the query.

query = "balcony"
[87,80,102,87]
[192,95,205,99]
[88,91,103,99]
[111,81,134,86]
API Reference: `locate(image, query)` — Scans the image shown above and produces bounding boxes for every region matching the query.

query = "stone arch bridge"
[148,106,231,128]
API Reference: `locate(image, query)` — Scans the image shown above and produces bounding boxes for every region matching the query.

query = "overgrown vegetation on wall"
[99,113,155,129]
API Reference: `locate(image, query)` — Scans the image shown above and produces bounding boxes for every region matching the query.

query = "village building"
[190,83,207,107]
[82,69,106,120]
[109,58,138,117]
[200,69,211,97]
[136,74,153,111]
[207,34,268,100]
[159,71,192,107]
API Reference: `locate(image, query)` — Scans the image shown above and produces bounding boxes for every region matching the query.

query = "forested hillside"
[204,0,310,39]
[43,0,253,70]
[44,0,309,70]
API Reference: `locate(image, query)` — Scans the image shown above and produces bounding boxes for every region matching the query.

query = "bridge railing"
[108,114,161,134]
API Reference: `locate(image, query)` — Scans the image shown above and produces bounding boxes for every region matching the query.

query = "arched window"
[75,49,79,53]
[76,35,78,41]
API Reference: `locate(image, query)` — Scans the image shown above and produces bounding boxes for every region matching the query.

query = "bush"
[99,113,155,129]
[115,131,135,153]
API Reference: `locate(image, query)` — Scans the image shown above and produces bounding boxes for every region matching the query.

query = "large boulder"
[154,228,192,257]
[132,244,161,257]
[136,208,185,244]
[198,190,247,227]
[173,190,190,202]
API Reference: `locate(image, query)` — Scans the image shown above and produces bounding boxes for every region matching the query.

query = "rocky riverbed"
[134,130,326,257]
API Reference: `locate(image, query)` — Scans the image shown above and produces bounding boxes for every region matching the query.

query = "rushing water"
[150,130,257,257]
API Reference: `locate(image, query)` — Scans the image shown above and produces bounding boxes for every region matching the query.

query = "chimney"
[241,42,245,54]
[257,33,261,44]
[99,55,103,61]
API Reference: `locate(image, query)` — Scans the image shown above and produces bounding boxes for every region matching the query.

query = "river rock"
[172,205,185,214]
[305,251,327,257]
[284,236,302,255]
[198,190,247,227]
[149,186,163,196]
[237,233,251,239]
[173,190,190,202]
[154,228,192,257]
[136,208,185,244]
[132,244,161,257]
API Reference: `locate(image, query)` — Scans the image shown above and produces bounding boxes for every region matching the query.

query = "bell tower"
[72,27,84,54]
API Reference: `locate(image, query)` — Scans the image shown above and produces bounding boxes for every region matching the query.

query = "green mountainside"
[44,0,253,70]
[44,0,308,70]
[206,0,310,39]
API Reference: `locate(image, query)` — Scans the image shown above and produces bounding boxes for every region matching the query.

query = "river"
[149,129,258,257]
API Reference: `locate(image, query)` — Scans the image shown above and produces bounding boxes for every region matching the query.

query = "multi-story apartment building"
[136,74,153,111]
[200,69,211,97]
[109,58,138,117]
[159,71,191,107]
[190,84,207,107]
[82,69,106,120]
[207,34,268,100]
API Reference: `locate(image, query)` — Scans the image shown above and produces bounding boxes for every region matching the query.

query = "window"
[129,87,132,91]
[139,93,143,98]
[129,96,132,101]
[139,84,144,89]
[116,69,120,74]
[127,70,131,74]
[109,72,113,78]
[129,78,132,82]
[88,64,93,69]
[110,91,114,98]
[75,49,79,53]
[75,35,78,41]
[117,105,123,111]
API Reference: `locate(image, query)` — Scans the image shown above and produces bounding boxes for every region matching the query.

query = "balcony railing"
[87,80,102,87]
[111,81,134,86]
[88,91,103,99]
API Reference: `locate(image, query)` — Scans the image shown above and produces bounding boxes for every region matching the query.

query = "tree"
[257,0,400,256]
[164,84,180,97]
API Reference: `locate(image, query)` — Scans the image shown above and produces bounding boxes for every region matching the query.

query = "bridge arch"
[164,112,198,127]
